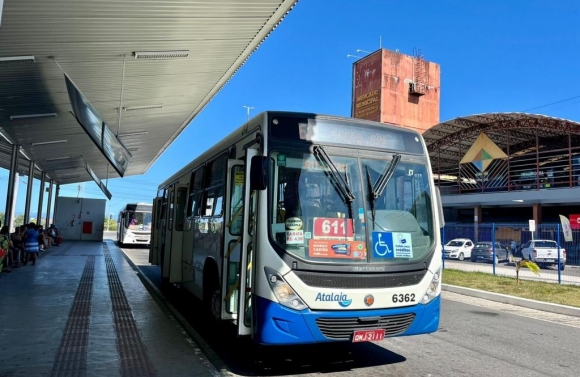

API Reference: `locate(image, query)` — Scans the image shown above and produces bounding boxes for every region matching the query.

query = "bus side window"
[229,165,245,235]
[202,153,227,224]
[188,168,204,219]
[175,187,188,231]
[168,189,175,230]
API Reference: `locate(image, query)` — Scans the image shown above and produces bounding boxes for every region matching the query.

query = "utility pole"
[242,105,254,122]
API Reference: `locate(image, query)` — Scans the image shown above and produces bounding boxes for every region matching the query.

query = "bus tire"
[203,260,221,321]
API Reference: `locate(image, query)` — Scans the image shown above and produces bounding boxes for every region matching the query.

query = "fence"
[441,223,580,285]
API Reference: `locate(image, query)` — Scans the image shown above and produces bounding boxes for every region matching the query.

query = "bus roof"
[156,111,426,190]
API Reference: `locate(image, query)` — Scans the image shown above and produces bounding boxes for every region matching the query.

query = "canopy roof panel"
[423,112,580,168]
[0,0,298,186]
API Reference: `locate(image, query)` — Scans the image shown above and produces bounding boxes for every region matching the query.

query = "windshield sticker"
[308,240,366,259]
[234,171,244,186]
[285,217,304,245]
[372,232,413,258]
[312,217,354,240]
[315,292,352,307]
[277,154,286,167]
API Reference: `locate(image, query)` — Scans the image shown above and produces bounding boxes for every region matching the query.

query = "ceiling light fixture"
[0,56,36,64]
[122,104,163,111]
[10,112,57,120]
[119,131,148,137]
[133,50,189,59]
[0,130,14,144]
[45,156,72,162]
[32,139,67,146]
[20,149,31,160]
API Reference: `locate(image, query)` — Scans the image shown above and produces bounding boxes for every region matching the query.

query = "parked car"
[520,239,566,270]
[470,242,510,264]
[443,238,474,261]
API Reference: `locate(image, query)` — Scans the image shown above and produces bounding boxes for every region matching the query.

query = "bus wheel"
[208,288,221,320]
[203,264,221,321]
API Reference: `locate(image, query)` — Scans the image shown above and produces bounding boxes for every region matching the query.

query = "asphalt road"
[118,244,580,377]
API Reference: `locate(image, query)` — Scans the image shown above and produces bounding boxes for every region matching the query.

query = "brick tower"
[351,48,440,133]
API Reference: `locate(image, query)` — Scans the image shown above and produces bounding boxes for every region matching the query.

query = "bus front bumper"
[254,295,440,345]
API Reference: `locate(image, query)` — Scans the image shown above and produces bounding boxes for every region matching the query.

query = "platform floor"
[0,241,219,377]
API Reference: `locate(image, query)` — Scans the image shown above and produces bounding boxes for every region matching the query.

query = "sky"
[1,0,580,220]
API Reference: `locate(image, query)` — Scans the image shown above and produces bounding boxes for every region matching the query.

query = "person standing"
[23,222,40,266]
[0,225,14,273]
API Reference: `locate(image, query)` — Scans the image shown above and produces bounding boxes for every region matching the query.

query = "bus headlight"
[421,267,441,305]
[265,267,307,311]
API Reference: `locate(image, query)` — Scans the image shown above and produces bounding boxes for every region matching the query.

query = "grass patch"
[442,269,580,308]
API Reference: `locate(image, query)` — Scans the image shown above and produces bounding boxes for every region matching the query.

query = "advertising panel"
[65,74,132,177]
[85,162,112,200]
[569,214,580,230]
[352,51,382,121]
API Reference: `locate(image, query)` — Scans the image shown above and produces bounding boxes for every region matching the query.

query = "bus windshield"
[125,211,153,230]
[270,150,435,264]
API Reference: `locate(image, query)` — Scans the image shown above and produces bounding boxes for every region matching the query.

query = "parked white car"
[443,238,474,261]
[520,239,566,270]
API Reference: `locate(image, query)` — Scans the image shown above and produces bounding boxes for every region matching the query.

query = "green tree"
[14,214,25,227]
[104,218,117,231]
[516,259,540,285]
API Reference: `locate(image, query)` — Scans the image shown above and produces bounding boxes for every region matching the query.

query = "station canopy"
[0,0,298,186]
[423,112,580,169]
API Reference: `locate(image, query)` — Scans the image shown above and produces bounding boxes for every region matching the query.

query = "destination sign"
[269,115,424,154]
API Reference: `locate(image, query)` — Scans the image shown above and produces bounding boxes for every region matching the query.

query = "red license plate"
[352,329,385,343]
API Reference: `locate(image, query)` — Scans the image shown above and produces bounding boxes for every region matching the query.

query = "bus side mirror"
[250,156,269,191]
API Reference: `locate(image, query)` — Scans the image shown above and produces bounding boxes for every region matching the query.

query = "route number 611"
[313,218,354,238]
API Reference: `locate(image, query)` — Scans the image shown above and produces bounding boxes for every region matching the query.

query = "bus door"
[162,187,175,281]
[221,148,257,336]
[169,184,188,283]
[150,197,163,265]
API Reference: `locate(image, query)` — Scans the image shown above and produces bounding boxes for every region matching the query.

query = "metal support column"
[9,171,19,232]
[53,184,61,226]
[45,179,54,227]
[24,160,35,224]
[4,144,19,230]
[37,172,46,226]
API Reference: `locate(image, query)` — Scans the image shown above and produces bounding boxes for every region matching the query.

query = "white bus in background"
[117,203,153,246]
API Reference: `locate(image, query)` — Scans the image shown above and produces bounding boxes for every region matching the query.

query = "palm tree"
[515,259,540,285]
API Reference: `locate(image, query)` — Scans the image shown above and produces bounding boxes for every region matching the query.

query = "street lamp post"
[243,105,254,122]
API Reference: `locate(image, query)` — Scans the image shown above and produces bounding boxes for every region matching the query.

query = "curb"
[442,283,580,318]
[111,241,231,377]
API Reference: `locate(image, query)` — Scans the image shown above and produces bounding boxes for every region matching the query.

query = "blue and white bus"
[149,111,444,345]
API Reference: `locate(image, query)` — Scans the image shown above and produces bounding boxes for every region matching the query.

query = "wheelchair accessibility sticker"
[372,232,413,258]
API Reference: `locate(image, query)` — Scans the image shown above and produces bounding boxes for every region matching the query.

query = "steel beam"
[53,184,61,226]
[4,144,19,230]
[24,160,34,224]
[45,179,54,227]
[37,172,46,226]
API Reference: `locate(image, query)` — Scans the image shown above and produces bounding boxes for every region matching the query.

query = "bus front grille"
[315,313,415,340]
[295,271,425,289]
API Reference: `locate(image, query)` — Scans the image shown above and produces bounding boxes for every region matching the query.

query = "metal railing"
[441,223,580,285]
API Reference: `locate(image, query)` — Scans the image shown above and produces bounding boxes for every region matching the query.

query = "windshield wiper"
[313,145,355,219]
[373,154,401,198]
[366,154,401,230]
